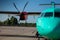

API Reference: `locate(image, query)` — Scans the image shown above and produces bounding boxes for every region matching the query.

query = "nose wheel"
[35,32,48,40]
[35,32,40,40]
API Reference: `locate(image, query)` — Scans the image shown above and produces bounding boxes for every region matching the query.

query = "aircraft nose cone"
[36,17,59,36]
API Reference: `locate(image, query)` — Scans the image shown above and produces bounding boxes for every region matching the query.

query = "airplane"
[0,1,40,20]
[0,1,41,40]
[36,2,60,40]
[1,1,60,40]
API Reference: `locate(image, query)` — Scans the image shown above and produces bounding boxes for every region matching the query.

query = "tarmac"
[0,26,45,40]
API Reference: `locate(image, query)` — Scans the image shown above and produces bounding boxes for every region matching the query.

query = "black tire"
[36,32,39,37]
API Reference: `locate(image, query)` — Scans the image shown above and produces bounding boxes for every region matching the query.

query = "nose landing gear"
[35,32,48,40]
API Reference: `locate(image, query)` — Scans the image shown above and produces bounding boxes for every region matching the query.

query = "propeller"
[13,1,29,20]
[13,1,29,15]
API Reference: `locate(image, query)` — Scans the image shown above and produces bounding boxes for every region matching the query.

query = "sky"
[0,0,60,12]
[0,0,60,23]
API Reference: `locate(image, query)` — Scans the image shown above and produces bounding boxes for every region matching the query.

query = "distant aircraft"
[0,1,40,21]
[36,2,60,40]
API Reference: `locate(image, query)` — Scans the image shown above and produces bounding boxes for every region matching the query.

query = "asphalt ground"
[0,26,45,40]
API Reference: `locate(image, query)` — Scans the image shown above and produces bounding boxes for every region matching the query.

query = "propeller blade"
[22,1,29,12]
[13,2,20,12]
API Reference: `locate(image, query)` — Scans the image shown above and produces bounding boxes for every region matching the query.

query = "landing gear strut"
[36,32,40,40]
[36,32,48,40]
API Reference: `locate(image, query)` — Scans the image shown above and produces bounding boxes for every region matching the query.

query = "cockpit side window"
[55,12,60,17]
[44,12,53,17]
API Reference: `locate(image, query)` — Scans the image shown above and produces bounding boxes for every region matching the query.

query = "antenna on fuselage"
[39,2,60,17]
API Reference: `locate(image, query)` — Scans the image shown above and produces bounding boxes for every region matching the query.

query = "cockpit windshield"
[44,12,53,17]
[55,12,60,17]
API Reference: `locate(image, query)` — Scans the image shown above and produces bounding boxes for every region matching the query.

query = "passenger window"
[44,12,53,17]
[55,12,60,17]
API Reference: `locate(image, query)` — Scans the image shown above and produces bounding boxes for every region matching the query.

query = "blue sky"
[0,0,60,23]
[0,0,60,12]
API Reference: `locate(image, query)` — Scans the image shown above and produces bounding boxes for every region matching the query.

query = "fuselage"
[36,8,60,39]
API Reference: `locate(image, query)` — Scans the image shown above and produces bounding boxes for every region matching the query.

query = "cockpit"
[55,12,60,17]
[42,12,60,17]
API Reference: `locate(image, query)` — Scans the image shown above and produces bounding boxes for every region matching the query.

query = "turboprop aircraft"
[0,1,40,20]
[36,2,60,40]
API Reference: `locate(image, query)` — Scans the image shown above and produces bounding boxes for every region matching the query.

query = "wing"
[0,11,40,15]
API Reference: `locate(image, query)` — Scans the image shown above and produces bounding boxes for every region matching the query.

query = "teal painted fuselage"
[36,8,60,39]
